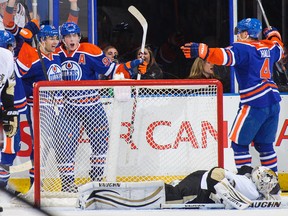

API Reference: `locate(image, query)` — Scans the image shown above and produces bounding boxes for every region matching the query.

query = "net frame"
[33,79,224,207]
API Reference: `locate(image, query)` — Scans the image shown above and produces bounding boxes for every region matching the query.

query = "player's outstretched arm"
[3,0,17,31]
[67,0,79,24]
[181,42,209,60]
[115,59,147,79]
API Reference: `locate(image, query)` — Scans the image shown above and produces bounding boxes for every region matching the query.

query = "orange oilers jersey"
[57,43,117,80]
[15,42,62,102]
[206,38,283,107]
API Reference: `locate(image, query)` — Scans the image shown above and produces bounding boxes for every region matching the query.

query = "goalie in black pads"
[165,166,279,209]
[77,166,280,210]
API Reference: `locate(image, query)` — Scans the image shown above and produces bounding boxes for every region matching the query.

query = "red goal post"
[33,79,224,207]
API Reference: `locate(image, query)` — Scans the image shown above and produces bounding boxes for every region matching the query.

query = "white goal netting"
[33,79,223,205]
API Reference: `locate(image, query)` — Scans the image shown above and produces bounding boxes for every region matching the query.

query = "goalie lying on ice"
[76,166,280,210]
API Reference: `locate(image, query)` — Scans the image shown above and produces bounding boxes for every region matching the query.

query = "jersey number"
[260,58,271,79]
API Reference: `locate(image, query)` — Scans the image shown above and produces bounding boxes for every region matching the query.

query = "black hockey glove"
[2,109,18,137]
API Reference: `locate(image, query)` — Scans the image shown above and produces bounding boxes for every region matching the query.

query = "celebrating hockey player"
[76,166,280,210]
[6,0,80,190]
[54,22,147,192]
[14,23,62,190]
[0,30,18,189]
[0,30,29,195]
[181,18,283,173]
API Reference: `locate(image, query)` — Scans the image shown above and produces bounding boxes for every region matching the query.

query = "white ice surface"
[1,190,288,216]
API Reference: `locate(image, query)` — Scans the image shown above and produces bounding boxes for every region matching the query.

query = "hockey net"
[33,79,223,206]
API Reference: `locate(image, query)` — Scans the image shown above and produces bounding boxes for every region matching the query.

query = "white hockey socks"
[76,181,165,209]
[214,178,252,210]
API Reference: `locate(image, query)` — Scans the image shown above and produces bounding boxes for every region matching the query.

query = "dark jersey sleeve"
[237,165,253,176]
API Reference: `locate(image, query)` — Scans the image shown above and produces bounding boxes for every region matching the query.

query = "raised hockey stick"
[256,0,288,80]
[20,1,45,75]
[20,1,60,115]
[127,6,148,146]
[256,0,270,29]
[128,5,148,80]
[32,0,37,20]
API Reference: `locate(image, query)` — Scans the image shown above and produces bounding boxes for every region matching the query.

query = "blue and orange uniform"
[56,41,111,189]
[54,22,146,191]
[181,18,283,173]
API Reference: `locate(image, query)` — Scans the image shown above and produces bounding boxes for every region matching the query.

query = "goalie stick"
[161,200,288,209]
[127,6,148,146]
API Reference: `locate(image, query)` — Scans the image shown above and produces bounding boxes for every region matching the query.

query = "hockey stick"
[127,6,148,147]
[161,203,225,209]
[20,1,60,115]
[256,0,270,29]
[161,200,288,209]
[128,5,148,80]
[32,0,37,20]
[256,0,288,80]
[20,1,45,74]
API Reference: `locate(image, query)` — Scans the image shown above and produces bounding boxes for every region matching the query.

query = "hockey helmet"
[37,25,59,41]
[251,166,278,195]
[0,30,15,49]
[60,22,80,36]
[235,18,262,39]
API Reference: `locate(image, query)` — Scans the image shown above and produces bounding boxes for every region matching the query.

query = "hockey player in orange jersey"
[181,18,283,174]
[54,22,147,192]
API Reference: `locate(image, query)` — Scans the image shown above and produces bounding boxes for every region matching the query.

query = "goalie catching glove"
[181,42,209,60]
[2,109,18,137]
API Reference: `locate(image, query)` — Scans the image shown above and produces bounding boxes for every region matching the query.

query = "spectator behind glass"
[101,45,119,79]
[136,46,163,79]
[187,57,220,79]
[273,45,288,92]
[103,45,119,63]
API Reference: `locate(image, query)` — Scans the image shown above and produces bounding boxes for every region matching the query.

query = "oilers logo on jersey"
[62,60,82,80]
[47,64,62,81]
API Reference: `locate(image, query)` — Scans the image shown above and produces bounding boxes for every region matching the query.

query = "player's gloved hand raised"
[16,3,25,17]
[263,27,282,41]
[2,109,18,137]
[181,42,209,60]
[138,61,148,75]
[20,19,40,41]
[124,58,144,78]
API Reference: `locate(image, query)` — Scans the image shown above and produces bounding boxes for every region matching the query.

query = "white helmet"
[251,166,278,195]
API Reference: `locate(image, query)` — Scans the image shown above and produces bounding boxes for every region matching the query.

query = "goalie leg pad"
[214,178,252,210]
[76,181,165,210]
